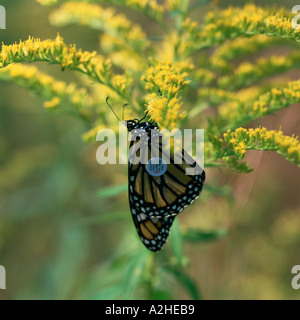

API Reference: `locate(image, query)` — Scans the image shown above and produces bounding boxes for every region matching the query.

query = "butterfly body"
[126,119,205,252]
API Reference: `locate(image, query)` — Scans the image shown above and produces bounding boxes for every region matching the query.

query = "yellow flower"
[143,61,190,98]
[146,95,167,124]
[0,34,100,70]
[217,78,300,130]
[143,62,190,129]
[44,97,60,109]
[190,5,300,53]
[210,34,276,71]
[145,94,185,130]
[0,64,89,111]
[221,127,300,164]
[36,0,57,5]
[37,0,164,19]
[50,3,147,51]
[0,35,134,100]
[126,0,164,19]
[194,69,216,85]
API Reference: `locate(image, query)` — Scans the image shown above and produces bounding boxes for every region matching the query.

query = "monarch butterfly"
[106,98,205,252]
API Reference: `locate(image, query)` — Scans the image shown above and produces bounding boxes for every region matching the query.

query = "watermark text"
[292,265,300,290]
[0,5,6,30]
[0,265,6,290]
[96,122,205,175]
[292,5,300,30]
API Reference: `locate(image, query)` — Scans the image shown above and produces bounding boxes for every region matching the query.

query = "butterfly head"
[126,119,139,132]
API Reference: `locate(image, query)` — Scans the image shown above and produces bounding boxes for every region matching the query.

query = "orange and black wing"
[132,214,175,252]
[128,129,205,218]
[128,122,205,251]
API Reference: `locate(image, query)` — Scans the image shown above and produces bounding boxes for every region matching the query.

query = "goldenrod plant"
[0,1,299,299]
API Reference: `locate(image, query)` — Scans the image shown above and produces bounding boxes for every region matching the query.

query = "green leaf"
[164,266,202,300]
[183,228,228,242]
[169,219,183,266]
[149,289,172,300]
[91,285,123,300]
[95,184,127,198]
[122,249,151,299]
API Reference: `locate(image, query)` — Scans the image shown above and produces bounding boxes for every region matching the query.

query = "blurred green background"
[0,0,299,300]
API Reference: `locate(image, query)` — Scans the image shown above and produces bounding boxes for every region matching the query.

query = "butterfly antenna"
[106,97,124,123]
[138,111,149,123]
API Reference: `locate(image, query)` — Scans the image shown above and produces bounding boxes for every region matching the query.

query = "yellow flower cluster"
[37,0,164,20]
[265,14,298,34]
[165,0,189,14]
[0,35,133,100]
[142,62,190,129]
[126,0,164,20]
[198,88,234,106]
[44,97,61,109]
[165,0,180,12]
[183,5,300,54]
[218,53,299,90]
[3,1,299,174]
[234,87,261,103]
[210,35,279,71]
[180,18,204,56]
[182,17,199,35]
[223,127,300,165]
[217,80,300,130]
[143,62,190,97]
[145,93,186,130]
[111,74,132,95]
[36,0,57,4]
[157,32,188,62]
[0,64,89,110]
[50,2,147,50]
[0,34,103,72]
[99,34,144,72]
[253,80,300,114]
[194,68,216,86]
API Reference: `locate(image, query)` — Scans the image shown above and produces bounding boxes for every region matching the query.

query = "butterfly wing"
[128,122,205,251]
[128,124,205,219]
[131,213,175,252]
